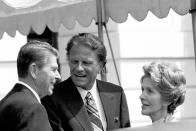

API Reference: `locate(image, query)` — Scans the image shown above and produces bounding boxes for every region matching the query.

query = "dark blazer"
[41,77,130,131]
[0,83,52,131]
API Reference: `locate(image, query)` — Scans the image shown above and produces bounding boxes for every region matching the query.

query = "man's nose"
[55,71,61,80]
[76,63,84,71]
[54,71,61,84]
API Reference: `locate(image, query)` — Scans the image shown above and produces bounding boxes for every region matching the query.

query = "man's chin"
[75,83,85,88]
[74,83,89,90]
[48,89,53,95]
[73,80,85,87]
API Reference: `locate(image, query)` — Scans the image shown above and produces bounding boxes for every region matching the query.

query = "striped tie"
[85,92,103,131]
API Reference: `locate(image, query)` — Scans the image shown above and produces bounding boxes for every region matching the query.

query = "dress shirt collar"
[17,81,41,103]
[76,80,97,101]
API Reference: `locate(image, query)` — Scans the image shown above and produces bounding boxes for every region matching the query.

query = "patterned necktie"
[85,92,103,131]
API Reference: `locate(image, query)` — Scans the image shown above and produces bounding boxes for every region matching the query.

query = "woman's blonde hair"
[141,61,186,114]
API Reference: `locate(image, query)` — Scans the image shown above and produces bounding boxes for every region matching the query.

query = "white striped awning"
[0,0,191,38]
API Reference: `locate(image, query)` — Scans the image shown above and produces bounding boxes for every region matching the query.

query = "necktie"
[85,92,103,131]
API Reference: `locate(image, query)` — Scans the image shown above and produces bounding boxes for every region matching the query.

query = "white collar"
[17,81,41,103]
[76,80,97,100]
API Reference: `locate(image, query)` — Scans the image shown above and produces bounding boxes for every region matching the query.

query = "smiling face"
[36,54,61,98]
[68,44,102,90]
[140,77,168,122]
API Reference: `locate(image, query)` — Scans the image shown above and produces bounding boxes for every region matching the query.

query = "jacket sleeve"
[120,89,131,128]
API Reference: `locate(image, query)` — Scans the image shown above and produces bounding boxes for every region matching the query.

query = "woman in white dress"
[140,61,186,123]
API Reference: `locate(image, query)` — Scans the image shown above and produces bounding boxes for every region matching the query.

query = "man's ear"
[98,62,104,74]
[29,63,38,79]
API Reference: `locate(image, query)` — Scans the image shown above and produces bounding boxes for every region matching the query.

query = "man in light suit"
[42,33,130,131]
[0,40,61,131]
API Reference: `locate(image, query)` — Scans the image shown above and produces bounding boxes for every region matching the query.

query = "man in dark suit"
[0,40,61,131]
[42,33,130,131]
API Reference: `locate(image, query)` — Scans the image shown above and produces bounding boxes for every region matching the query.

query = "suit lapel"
[65,78,93,131]
[73,106,93,131]
[99,91,116,122]
[97,80,116,126]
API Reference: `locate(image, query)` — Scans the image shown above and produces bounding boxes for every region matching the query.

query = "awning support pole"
[190,0,196,70]
[96,0,107,81]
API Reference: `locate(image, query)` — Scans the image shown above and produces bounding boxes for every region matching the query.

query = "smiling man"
[42,33,130,131]
[0,40,61,131]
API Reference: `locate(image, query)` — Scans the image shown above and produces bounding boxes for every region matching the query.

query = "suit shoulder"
[44,78,75,102]
[0,91,43,117]
[54,77,72,90]
[3,93,38,106]
[97,79,123,91]
[97,79,121,87]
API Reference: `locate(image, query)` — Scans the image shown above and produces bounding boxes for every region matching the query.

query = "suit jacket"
[0,83,52,131]
[41,77,130,131]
